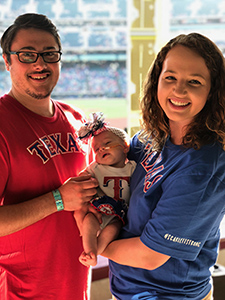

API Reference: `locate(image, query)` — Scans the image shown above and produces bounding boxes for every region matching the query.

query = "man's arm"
[0,175,98,237]
[102,237,170,270]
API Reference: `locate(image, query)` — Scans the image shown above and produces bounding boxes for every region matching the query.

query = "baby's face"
[92,131,128,168]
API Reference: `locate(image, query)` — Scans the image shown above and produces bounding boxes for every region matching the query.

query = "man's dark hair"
[1,13,61,63]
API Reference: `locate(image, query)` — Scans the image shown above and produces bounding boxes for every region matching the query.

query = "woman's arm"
[102,236,170,270]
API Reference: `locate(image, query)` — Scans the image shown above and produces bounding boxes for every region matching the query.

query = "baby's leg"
[79,212,100,267]
[97,219,122,256]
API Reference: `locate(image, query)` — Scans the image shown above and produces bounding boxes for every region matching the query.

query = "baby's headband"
[78,112,129,145]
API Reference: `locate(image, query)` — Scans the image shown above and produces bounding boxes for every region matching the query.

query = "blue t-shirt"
[109,134,225,300]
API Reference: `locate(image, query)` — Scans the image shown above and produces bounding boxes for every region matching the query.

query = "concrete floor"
[91,278,112,300]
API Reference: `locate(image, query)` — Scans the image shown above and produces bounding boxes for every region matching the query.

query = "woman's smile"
[169,97,191,108]
[157,44,211,140]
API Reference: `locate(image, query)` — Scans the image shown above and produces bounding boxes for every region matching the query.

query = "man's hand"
[58,175,98,211]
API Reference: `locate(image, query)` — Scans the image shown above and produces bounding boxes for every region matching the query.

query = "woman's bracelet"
[52,189,64,211]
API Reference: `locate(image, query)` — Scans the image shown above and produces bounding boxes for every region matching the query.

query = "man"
[0,13,98,299]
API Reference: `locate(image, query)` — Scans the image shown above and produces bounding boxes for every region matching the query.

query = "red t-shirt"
[0,95,90,299]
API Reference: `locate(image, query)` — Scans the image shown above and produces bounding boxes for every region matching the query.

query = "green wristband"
[52,189,64,211]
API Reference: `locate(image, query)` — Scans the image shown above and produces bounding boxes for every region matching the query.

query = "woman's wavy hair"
[139,33,225,152]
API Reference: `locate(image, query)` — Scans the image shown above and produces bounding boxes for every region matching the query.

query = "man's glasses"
[9,51,62,63]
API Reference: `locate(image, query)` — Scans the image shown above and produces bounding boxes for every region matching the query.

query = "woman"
[102,33,225,300]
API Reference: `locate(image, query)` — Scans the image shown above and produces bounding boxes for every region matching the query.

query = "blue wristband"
[52,189,64,211]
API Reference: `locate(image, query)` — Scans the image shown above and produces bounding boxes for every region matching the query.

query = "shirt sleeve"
[85,162,97,177]
[127,133,145,163]
[0,134,10,200]
[140,172,225,261]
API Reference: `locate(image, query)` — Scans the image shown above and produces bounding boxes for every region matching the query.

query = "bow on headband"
[78,112,107,143]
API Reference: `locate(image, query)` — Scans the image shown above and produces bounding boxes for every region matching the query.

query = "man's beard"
[25,88,53,99]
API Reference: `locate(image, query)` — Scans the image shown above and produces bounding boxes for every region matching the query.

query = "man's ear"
[3,53,10,71]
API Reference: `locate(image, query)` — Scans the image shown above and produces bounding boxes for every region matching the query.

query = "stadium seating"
[0,62,127,98]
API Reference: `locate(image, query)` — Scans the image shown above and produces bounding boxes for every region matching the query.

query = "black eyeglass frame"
[8,50,62,63]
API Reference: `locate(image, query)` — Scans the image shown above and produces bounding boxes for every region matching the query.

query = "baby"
[75,113,136,267]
